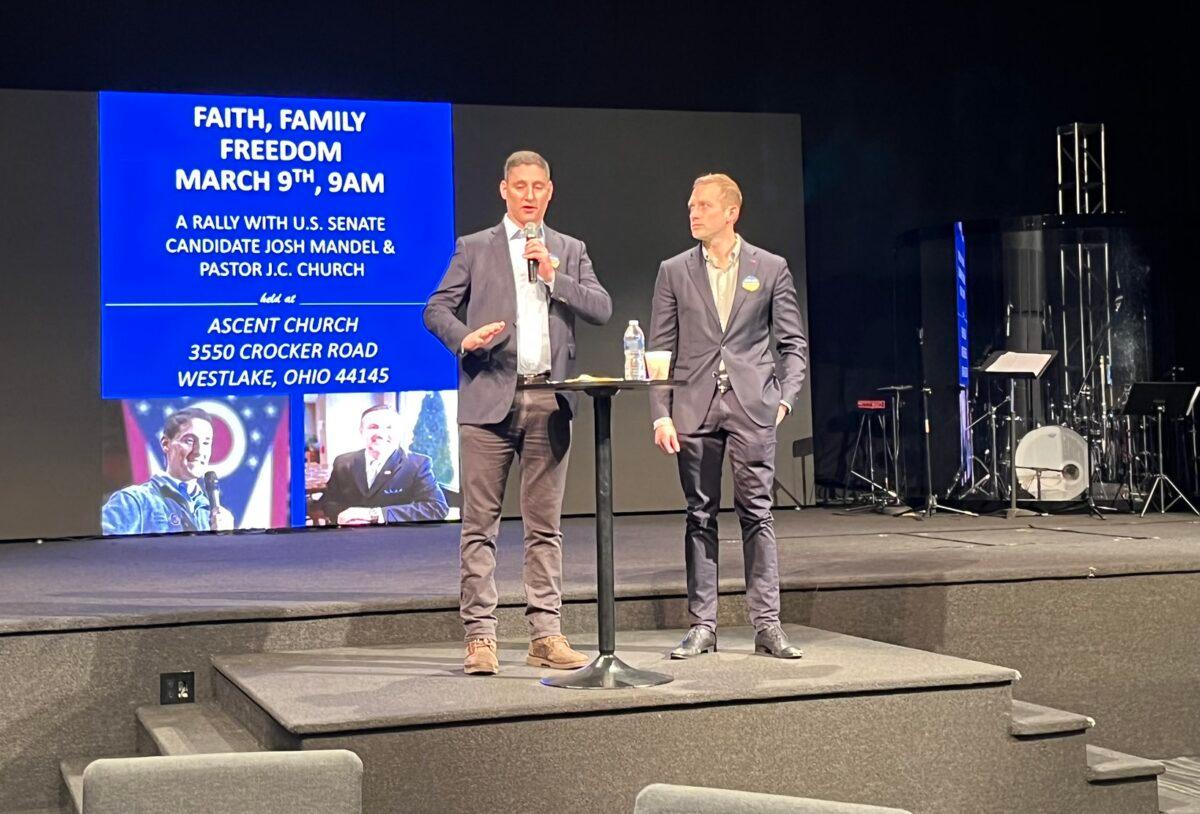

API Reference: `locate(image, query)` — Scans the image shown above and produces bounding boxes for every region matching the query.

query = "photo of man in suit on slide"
[648,173,808,660]
[319,404,449,525]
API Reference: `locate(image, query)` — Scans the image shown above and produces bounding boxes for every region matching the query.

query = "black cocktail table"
[523,378,681,689]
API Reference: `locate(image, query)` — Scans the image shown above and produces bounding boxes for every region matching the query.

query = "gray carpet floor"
[1,509,1197,634]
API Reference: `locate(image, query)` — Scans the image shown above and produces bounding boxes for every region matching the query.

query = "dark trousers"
[458,388,571,641]
[677,388,781,631]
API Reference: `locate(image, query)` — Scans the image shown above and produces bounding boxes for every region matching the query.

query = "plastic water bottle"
[623,320,647,380]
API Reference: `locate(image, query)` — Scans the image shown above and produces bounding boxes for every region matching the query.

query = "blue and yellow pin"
[741,274,760,292]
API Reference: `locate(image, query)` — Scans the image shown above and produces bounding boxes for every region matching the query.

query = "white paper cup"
[645,351,672,380]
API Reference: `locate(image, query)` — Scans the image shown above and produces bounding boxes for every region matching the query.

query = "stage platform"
[3,509,1200,812]
[2,509,1199,634]
[205,626,1147,813]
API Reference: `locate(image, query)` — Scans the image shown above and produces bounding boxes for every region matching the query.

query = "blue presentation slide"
[100,91,457,399]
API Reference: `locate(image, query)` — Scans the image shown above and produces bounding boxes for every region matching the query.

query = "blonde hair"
[693,173,742,208]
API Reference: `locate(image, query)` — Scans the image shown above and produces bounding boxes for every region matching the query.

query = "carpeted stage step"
[55,706,265,814]
[203,623,1153,814]
[1008,699,1095,737]
[135,702,262,756]
[1002,699,1161,812]
[1086,744,1166,783]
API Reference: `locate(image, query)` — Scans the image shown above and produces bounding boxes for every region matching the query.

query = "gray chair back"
[82,750,362,814]
[634,783,912,814]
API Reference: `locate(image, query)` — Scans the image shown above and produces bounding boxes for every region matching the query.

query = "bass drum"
[1014,425,1089,501]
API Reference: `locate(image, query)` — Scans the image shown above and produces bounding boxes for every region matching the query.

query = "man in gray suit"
[424,150,612,675]
[649,173,807,659]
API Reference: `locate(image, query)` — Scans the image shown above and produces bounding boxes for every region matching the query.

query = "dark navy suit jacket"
[648,239,808,434]
[320,448,449,524]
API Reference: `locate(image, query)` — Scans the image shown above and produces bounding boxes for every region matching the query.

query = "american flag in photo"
[122,395,290,529]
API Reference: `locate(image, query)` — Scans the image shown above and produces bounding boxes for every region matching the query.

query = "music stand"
[979,350,1057,519]
[1121,381,1200,517]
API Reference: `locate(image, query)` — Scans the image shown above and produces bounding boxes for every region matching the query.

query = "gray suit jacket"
[648,239,807,434]
[424,221,613,426]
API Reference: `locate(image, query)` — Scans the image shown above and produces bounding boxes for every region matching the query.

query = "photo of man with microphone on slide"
[101,396,291,536]
[101,406,234,535]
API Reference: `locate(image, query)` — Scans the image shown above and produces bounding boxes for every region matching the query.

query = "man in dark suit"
[320,405,449,525]
[424,150,612,675]
[649,173,808,660]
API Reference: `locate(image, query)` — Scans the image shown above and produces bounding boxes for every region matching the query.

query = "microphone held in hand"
[203,470,222,520]
[523,221,539,282]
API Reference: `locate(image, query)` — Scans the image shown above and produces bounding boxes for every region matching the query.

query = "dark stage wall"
[0,90,99,540]
[0,2,1195,517]
[451,105,810,516]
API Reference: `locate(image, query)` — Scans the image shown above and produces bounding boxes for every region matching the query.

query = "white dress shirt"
[365,452,384,488]
[505,215,554,375]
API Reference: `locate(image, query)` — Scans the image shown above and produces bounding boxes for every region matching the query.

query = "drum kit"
[953,374,1199,516]
[848,126,1200,516]
[1014,424,1089,501]
[949,211,1199,516]
[842,343,1199,518]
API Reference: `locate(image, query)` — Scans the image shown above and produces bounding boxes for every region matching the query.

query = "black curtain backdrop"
[1,1,1194,499]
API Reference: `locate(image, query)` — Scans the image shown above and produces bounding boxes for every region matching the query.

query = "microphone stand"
[1077,382,1109,520]
[915,328,976,519]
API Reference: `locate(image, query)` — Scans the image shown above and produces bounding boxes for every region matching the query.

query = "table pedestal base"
[541,654,672,690]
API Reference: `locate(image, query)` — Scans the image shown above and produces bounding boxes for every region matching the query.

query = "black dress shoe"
[670,626,717,659]
[754,625,803,659]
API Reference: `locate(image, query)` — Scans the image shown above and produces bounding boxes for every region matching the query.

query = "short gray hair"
[504,150,551,179]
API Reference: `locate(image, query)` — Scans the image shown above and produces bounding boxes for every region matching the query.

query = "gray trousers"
[458,388,571,641]
[677,388,781,632]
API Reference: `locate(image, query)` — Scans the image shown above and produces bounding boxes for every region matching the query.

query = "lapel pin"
[741,274,760,292]
[550,254,561,269]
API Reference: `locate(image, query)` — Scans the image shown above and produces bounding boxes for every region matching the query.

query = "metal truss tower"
[1055,123,1117,467]
[1057,123,1107,216]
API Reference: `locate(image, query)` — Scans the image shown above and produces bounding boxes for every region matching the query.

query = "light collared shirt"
[702,235,741,331]
[365,452,386,488]
[702,235,742,374]
[505,216,554,376]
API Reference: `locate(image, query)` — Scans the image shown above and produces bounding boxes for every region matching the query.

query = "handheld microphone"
[1005,303,1012,337]
[203,471,222,525]
[523,221,539,282]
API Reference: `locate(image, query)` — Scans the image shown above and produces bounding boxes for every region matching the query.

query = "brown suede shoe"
[464,638,499,675]
[526,635,589,670]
